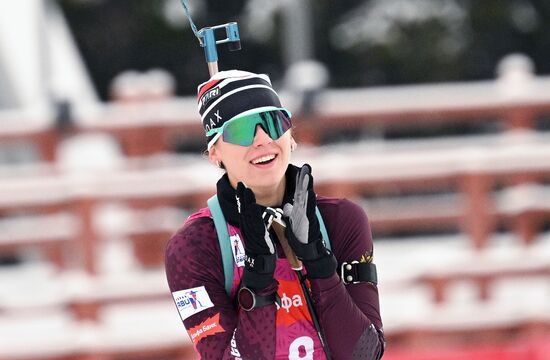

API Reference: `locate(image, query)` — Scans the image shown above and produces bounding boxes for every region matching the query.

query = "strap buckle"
[341,261,361,284]
[263,207,286,229]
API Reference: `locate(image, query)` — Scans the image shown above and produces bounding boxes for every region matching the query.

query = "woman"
[165,70,384,359]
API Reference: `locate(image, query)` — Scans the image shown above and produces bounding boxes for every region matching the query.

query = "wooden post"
[459,173,496,250]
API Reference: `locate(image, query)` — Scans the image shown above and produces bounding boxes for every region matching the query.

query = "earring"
[216,161,222,168]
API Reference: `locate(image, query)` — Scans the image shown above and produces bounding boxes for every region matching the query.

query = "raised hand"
[283,165,337,279]
[236,182,277,290]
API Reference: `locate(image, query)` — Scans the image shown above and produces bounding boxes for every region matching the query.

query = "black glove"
[283,164,337,279]
[236,182,277,291]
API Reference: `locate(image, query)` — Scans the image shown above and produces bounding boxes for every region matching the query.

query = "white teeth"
[252,154,276,164]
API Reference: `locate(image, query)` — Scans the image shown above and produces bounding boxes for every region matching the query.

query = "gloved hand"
[283,164,337,279]
[236,182,277,291]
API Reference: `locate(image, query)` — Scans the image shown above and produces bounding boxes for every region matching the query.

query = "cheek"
[279,146,291,164]
[224,156,245,173]
[277,134,292,158]
[218,144,248,171]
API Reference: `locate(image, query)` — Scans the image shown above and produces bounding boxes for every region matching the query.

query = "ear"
[290,136,298,152]
[208,145,222,167]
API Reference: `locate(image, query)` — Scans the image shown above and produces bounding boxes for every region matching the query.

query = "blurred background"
[1,0,550,359]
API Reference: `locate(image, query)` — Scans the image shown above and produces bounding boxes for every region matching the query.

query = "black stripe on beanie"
[197,72,283,138]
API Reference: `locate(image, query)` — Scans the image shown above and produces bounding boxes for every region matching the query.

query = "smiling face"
[209,125,292,205]
[197,70,294,204]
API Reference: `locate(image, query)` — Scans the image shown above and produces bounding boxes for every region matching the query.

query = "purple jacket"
[165,167,384,359]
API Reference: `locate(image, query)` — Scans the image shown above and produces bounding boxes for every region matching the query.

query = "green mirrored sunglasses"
[206,108,292,148]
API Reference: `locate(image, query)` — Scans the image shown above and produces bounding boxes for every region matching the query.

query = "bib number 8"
[289,336,314,360]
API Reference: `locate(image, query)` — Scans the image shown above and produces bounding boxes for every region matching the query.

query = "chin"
[249,167,286,188]
[248,175,279,189]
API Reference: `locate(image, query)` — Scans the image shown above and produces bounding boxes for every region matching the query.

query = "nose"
[252,124,272,146]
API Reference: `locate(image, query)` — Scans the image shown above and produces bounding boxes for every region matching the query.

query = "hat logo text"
[205,110,222,133]
[201,87,220,108]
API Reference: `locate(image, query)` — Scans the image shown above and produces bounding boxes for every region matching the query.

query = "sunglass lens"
[223,118,257,146]
[263,110,292,139]
[223,110,292,146]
